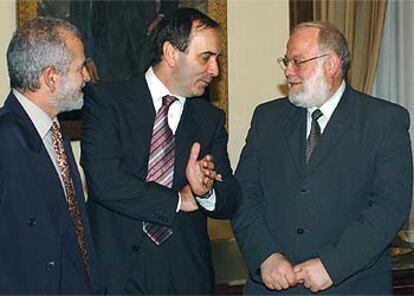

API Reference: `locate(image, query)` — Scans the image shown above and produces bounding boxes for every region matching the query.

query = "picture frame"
[16,0,228,141]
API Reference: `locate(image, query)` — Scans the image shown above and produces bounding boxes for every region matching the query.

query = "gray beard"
[289,88,328,108]
[59,93,84,112]
[288,63,330,108]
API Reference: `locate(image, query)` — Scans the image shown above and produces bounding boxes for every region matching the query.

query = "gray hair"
[293,22,351,80]
[7,17,81,92]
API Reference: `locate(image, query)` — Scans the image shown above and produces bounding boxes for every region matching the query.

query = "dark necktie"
[51,122,90,279]
[305,109,323,163]
[143,95,177,245]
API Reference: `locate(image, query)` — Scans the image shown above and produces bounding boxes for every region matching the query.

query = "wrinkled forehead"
[287,27,320,56]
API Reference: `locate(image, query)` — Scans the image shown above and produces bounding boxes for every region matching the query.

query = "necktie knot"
[51,121,60,135]
[162,95,177,108]
[312,109,323,121]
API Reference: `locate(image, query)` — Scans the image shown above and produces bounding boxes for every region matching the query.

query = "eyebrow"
[202,51,220,56]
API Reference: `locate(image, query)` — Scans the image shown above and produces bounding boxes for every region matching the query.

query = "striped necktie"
[143,95,177,245]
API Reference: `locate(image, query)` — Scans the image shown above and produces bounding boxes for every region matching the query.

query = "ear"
[162,41,179,67]
[324,54,341,78]
[42,66,60,93]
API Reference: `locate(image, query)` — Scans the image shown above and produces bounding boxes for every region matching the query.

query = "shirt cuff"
[196,189,216,211]
[176,192,181,212]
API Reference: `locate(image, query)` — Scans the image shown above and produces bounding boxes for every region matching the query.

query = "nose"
[82,65,91,83]
[284,62,295,78]
[208,59,219,78]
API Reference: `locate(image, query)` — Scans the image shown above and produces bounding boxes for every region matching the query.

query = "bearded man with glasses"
[232,21,412,295]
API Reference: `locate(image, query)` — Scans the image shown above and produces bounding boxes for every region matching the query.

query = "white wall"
[0,0,15,102]
[227,0,290,167]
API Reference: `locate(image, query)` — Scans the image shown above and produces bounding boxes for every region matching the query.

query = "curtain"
[313,0,387,93]
[372,0,414,158]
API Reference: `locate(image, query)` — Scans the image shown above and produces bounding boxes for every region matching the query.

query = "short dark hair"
[294,22,351,80]
[7,17,80,92]
[151,7,219,65]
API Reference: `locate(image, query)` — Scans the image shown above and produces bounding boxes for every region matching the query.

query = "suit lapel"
[285,105,307,175]
[174,100,197,188]
[125,77,156,167]
[304,86,356,175]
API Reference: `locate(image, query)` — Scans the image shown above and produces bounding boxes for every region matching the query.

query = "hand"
[185,142,222,196]
[85,58,99,83]
[179,184,198,212]
[294,258,333,293]
[260,253,297,291]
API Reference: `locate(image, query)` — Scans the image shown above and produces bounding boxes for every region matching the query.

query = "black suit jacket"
[232,86,413,295]
[81,76,240,293]
[0,93,101,294]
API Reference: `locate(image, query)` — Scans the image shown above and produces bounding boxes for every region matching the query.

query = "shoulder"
[84,76,147,106]
[250,97,295,126]
[0,108,21,134]
[254,97,292,114]
[348,87,409,121]
[187,97,226,122]
[0,108,28,151]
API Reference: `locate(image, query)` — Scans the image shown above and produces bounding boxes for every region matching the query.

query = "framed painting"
[16,0,228,140]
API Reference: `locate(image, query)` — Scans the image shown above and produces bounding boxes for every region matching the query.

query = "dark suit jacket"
[0,93,101,294]
[80,76,240,294]
[232,86,413,295]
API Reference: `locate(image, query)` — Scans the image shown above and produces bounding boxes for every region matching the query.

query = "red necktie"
[51,122,90,279]
[143,95,177,245]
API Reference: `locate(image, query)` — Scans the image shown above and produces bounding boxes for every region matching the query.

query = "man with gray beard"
[0,17,102,294]
[232,21,412,295]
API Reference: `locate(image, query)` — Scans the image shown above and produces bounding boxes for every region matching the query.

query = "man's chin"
[192,87,207,98]
[59,96,84,113]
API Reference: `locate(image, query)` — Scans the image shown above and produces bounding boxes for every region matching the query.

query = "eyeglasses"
[277,53,331,71]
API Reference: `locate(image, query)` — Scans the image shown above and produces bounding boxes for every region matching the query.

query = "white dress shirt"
[306,80,346,138]
[145,67,216,211]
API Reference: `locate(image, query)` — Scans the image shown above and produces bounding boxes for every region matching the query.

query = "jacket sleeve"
[231,106,283,282]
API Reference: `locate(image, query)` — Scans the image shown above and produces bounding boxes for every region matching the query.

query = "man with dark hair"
[0,17,101,294]
[232,21,413,295]
[81,8,240,294]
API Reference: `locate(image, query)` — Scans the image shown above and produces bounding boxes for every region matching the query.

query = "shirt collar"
[145,67,186,108]
[307,80,346,121]
[13,89,58,139]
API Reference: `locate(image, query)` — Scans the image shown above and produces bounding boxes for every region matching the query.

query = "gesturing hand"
[185,142,222,196]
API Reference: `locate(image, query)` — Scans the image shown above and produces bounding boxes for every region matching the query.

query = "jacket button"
[47,260,56,270]
[131,245,140,252]
[27,217,37,226]
[297,228,304,234]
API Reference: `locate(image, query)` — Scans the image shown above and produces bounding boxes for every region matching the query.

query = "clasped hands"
[179,142,222,212]
[260,253,333,293]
